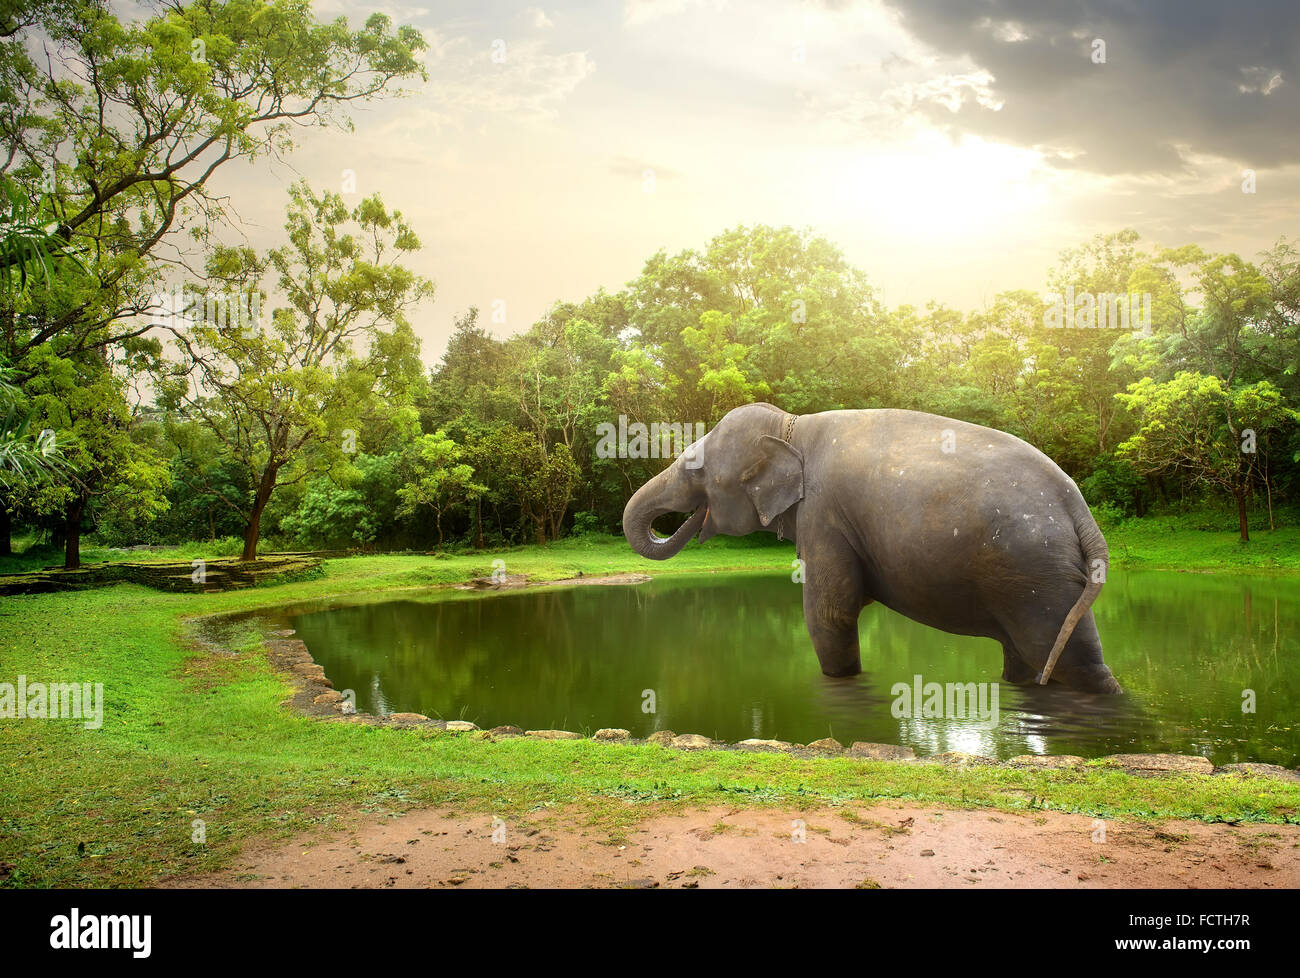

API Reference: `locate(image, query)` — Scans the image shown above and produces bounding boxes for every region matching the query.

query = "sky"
[189,0,1300,362]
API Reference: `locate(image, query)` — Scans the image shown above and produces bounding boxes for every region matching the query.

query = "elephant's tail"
[1038,489,1109,685]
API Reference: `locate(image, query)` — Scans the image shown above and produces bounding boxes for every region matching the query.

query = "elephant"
[621,403,1122,694]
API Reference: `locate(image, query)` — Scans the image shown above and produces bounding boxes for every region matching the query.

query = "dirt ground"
[174,802,1300,889]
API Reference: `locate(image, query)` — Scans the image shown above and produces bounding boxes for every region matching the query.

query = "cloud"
[623,0,721,28]
[892,70,1004,114]
[806,64,1005,143]
[866,0,1300,175]
[308,1,433,21]
[520,7,554,30]
[412,38,595,131]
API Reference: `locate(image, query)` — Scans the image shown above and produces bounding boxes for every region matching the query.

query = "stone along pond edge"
[242,619,1300,785]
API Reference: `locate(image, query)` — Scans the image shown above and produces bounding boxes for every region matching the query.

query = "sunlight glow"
[835,135,1049,238]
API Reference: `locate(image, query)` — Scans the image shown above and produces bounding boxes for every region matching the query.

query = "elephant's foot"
[820,657,862,678]
[1035,663,1123,694]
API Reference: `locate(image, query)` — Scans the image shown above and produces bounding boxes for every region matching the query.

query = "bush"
[570,510,602,536]
[1091,501,1128,531]
[1080,456,1147,517]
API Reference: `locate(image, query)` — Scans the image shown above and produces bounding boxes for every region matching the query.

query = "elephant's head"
[622,403,804,560]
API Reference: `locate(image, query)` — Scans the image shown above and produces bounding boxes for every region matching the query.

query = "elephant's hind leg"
[1039,612,1121,693]
[1007,611,1121,693]
[1000,641,1038,685]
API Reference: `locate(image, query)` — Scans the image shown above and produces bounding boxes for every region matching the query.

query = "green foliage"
[571,510,602,536]
[1117,372,1297,538]
[0,356,65,490]
[12,347,170,562]
[396,432,484,548]
[0,0,428,563]
[158,181,433,559]
[1081,456,1147,517]
[0,174,86,301]
[6,220,1295,555]
[1,0,426,361]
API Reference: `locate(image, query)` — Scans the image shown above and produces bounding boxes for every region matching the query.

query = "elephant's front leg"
[801,548,866,677]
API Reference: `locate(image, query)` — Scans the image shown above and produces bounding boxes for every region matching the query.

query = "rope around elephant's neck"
[777,413,798,545]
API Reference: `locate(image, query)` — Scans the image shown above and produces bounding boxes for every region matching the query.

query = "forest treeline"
[1,1,1297,567]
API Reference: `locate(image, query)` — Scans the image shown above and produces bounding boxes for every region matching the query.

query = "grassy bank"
[1,531,1298,888]
[1105,520,1300,573]
[5,512,1299,577]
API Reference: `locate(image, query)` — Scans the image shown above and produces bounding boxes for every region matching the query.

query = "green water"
[283,570,1300,764]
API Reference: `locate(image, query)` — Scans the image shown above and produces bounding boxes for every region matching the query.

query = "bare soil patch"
[171,802,1300,889]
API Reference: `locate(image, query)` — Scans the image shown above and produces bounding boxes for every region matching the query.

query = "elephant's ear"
[741,435,805,527]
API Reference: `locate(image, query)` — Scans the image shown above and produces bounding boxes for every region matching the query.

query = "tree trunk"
[436,510,443,549]
[64,496,85,570]
[0,504,10,556]
[1265,456,1275,531]
[474,497,484,549]
[242,466,278,561]
[1236,490,1249,543]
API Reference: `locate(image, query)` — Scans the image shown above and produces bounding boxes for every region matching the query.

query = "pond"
[283,569,1300,765]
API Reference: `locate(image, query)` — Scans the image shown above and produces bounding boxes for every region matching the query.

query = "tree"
[153,415,252,544]
[0,0,427,363]
[513,316,614,454]
[1116,372,1297,541]
[1,0,426,559]
[281,452,402,551]
[0,174,86,305]
[0,172,85,553]
[396,432,484,549]
[0,361,61,488]
[623,224,887,422]
[1029,230,1183,472]
[0,172,76,501]
[0,355,66,553]
[465,424,580,545]
[425,307,515,430]
[19,347,170,567]
[161,182,433,560]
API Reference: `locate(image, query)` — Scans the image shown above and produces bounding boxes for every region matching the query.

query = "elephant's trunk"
[622,469,706,561]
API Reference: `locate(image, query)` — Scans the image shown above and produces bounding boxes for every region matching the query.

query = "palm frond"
[0,177,88,300]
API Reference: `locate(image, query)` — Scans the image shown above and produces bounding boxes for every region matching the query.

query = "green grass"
[0,535,248,574]
[6,511,1297,577]
[1105,520,1300,573]
[1,532,1298,888]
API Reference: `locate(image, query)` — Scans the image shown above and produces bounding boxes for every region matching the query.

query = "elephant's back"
[811,408,1056,463]
[804,409,1092,629]
[805,409,1071,501]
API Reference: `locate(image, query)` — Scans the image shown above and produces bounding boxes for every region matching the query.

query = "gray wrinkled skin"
[623,403,1122,694]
